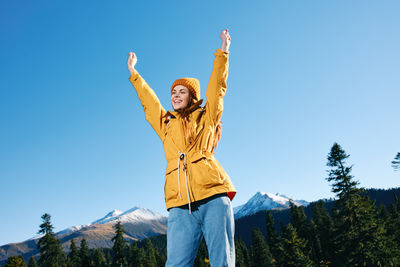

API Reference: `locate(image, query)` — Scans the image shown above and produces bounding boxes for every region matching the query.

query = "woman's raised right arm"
[127,52,167,140]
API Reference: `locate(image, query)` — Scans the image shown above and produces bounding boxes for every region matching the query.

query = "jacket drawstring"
[177,155,183,201]
[178,151,191,214]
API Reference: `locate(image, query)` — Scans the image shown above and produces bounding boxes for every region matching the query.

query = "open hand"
[127,52,137,75]
[220,29,231,52]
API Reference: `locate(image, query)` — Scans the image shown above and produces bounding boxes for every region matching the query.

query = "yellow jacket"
[129,49,236,210]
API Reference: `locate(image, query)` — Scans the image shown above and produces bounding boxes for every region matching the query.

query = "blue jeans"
[165,194,235,267]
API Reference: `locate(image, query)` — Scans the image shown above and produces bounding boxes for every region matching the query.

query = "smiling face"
[171,85,191,111]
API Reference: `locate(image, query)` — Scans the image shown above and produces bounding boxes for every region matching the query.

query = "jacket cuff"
[215,48,229,56]
[129,69,140,83]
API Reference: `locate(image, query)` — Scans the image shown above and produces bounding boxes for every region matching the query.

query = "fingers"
[127,52,137,71]
[128,52,136,59]
[221,29,231,41]
[225,29,231,40]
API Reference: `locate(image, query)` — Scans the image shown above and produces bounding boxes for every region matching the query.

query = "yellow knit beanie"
[171,78,200,101]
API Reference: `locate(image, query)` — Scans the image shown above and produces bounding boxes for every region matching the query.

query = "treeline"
[240,143,400,266]
[2,217,169,267]
[2,143,400,266]
[1,215,207,267]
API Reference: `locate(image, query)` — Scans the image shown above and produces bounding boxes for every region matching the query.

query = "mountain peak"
[116,207,164,223]
[234,192,309,219]
[91,209,123,225]
[50,206,167,239]
[91,206,164,225]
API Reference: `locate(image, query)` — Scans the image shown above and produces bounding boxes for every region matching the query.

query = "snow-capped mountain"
[91,209,123,225]
[0,206,168,263]
[91,207,164,225]
[28,207,166,239]
[234,192,309,219]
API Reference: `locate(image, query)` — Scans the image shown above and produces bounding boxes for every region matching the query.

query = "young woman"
[127,29,236,266]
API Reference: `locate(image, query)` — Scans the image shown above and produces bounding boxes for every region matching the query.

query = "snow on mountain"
[55,207,165,237]
[27,224,91,241]
[93,207,165,225]
[2,206,168,263]
[56,224,90,236]
[26,193,307,240]
[234,192,309,219]
[91,209,123,225]
[25,233,44,242]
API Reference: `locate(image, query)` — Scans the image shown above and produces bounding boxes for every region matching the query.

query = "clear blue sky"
[1,0,399,246]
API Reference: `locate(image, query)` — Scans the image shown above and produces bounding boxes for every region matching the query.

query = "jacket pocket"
[191,158,223,189]
[164,168,178,203]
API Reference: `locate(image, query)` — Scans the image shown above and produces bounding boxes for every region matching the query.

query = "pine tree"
[79,239,91,267]
[154,249,165,267]
[92,249,107,267]
[290,202,320,265]
[67,238,80,267]
[250,228,274,267]
[326,143,360,200]
[37,213,66,267]
[128,241,144,267]
[235,238,249,267]
[112,221,127,267]
[105,250,113,267]
[265,211,282,265]
[279,224,313,267]
[239,238,250,267]
[388,195,400,243]
[326,143,398,266]
[378,204,389,222]
[386,195,400,262]
[4,255,27,267]
[311,200,333,265]
[392,152,400,171]
[234,238,245,267]
[28,257,38,267]
[289,202,309,240]
[335,193,396,266]
[308,219,323,265]
[143,239,157,267]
